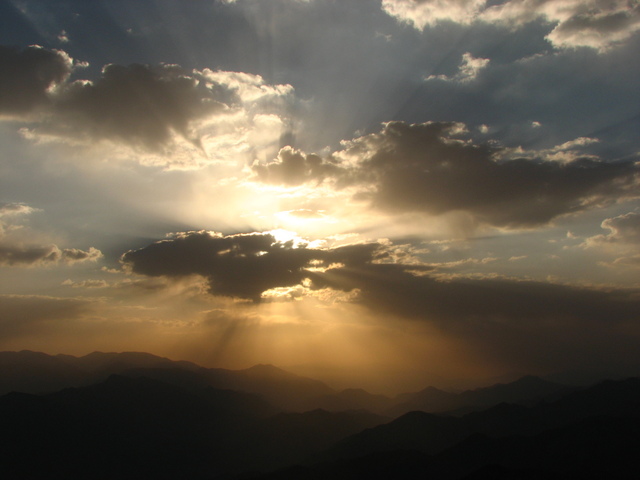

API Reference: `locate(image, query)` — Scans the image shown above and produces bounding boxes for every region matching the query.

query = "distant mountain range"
[0,350,577,414]
[254,377,640,479]
[1,351,638,479]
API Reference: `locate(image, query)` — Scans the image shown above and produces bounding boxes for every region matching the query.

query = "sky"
[0,0,639,393]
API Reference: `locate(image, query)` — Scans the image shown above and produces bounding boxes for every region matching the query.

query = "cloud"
[609,254,640,268]
[382,0,640,50]
[483,0,640,50]
[255,121,639,228]
[121,231,386,301]
[596,212,640,244]
[581,212,640,268]
[382,0,487,29]
[310,262,640,324]
[582,212,640,247]
[0,46,295,161]
[426,52,490,83]
[116,228,640,374]
[0,45,73,116]
[0,202,102,267]
[51,63,234,151]
[0,245,102,267]
[253,146,342,185]
[307,261,640,371]
[0,202,37,217]
[120,228,640,325]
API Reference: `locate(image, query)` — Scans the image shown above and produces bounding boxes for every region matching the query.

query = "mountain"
[1,351,639,479]
[387,375,574,417]
[259,416,640,480]
[0,350,88,394]
[316,410,472,463]
[0,351,335,411]
[234,408,388,472]
[305,388,395,414]
[0,351,583,416]
[0,374,387,478]
[250,378,640,480]
[316,377,640,465]
[0,374,275,479]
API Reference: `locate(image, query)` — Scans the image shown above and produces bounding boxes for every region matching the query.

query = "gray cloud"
[0,45,294,155]
[0,202,102,267]
[253,146,342,185]
[611,254,640,268]
[256,121,639,228]
[120,228,640,323]
[598,212,640,244]
[484,0,640,51]
[52,63,236,150]
[309,261,640,371]
[120,228,640,371]
[383,0,640,50]
[546,3,640,50]
[0,45,72,115]
[582,212,640,247]
[311,263,640,325]
[582,212,640,268]
[121,231,386,301]
[0,245,102,267]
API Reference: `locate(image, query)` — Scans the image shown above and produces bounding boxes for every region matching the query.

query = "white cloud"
[426,52,490,83]
[382,0,487,29]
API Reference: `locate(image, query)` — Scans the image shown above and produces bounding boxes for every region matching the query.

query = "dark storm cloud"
[120,231,386,300]
[256,121,639,228]
[0,45,72,115]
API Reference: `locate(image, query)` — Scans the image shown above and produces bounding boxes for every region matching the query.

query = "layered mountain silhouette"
[0,351,575,414]
[1,351,639,479]
[0,350,333,411]
[253,378,640,479]
[386,375,575,417]
[0,373,385,478]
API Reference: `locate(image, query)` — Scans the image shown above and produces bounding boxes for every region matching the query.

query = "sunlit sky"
[1,0,639,393]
